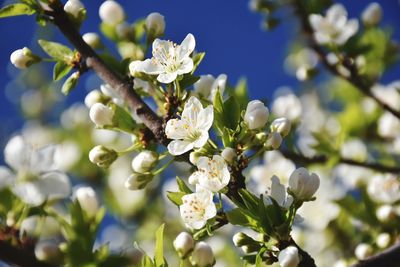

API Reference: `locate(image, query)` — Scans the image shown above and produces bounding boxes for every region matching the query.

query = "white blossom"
[309,4,358,45]
[145,12,165,36]
[354,243,373,260]
[244,100,269,130]
[221,147,236,163]
[376,205,397,222]
[84,90,102,108]
[278,246,300,267]
[376,233,391,248]
[188,155,230,192]
[271,117,291,137]
[99,0,125,25]
[134,33,195,83]
[194,74,227,102]
[367,174,400,204]
[64,0,84,18]
[10,47,38,69]
[284,48,318,81]
[272,90,302,121]
[124,172,152,190]
[100,83,124,106]
[266,176,293,209]
[362,3,382,26]
[173,232,195,258]
[89,103,114,127]
[340,139,368,162]
[133,78,155,94]
[82,32,102,49]
[191,241,215,267]
[179,186,216,229]
[1,136,71,206]
[35,240,62,263]
[266,132,282,150]
[165,96,213,155]
[289,167,320,200]
[131,150,158,173]
[378,112,400,139]
[88,145,117,168]
[75,186,99,218]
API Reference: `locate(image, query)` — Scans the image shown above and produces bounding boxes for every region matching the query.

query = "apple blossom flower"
[88,145,118,168]
[99,0,125,25]
[64,0,84,18]
[284,48,318,81]
[131,150,158,173]
[191,241,215,267]
[340,139,368,162]
[355,243,373,260]
[100,83,124,106]
[271,117,291,137]
[376,233,391,248]
[266,176,293,209]
[84,90,103,108]
[367,174,400,204]
[82,32,102,49]
[194,74,227,102]
[272,89,302,121]
[244,100,269,130]
[289,167,320,201]
[165,96,213,155]
[188,155,230,192]
[10,47,40,69]
[75,186,99,218]
[278,246,300,267]
[179,186,216,229]
[362,3,382,26]
[309,4,359,45]
[89,103,114,127]
[145,12,165,37]
[124,172,153,190]
[134,33,196,83]
[221,147,236,163]
[0,135,71,206]
[378,112,400,139]
[173,232,195,258]
[266,132,282,149]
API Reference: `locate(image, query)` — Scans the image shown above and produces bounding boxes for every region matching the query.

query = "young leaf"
[61,72,79,95]
[0,3,35,18]
[176,176,193,194]
[167,191,186,206]
[53,61,73,81]
[191,52,205,74]
[154,224,165,267]
[38,39,75,63]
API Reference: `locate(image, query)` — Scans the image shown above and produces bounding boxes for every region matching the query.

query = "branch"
[46,1,167,144]
[351,242,400,267]
[0,240,55,267]
[293,0,400,120]
[279,238,316,267]
[281,150,400,174]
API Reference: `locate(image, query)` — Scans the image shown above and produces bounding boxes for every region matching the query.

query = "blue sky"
[0,0,399,144]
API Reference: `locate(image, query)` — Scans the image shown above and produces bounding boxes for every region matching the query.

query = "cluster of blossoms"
[173,232,215,267]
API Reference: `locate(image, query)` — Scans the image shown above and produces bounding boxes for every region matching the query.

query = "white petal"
[165,119,190,140]
[13,182,45,206]
[336,19,359,45]
[196,105,214,130]
[138,59,164,75]
[0,166,15,189]
[270,176,286,207]
[327,4,347,23]
[157,72,178,83]
[4,135,33,171]
[309,14,323,30]
[193,131,209,149]
[188,171,203,185]
[179,33,196,59]
[30,145,57,173]
[177,58,194,75]
[167,140,194,155]
[194,75,215,98]
[38,172,71,201]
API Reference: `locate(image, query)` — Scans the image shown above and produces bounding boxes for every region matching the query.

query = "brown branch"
[281,150,400,174]
[0,240,54,267]
[279,238,316,267]
[351,242,400,267]
[293,0,400,120]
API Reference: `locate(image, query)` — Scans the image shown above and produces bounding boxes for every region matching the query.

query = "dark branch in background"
[293,0,400,120]
[351,242,400,267]
[0,240,54,267]
[281,150,400,174]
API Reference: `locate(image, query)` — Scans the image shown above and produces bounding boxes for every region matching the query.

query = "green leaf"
[61,73,79,95]
[141,255,154,267]
[109,103,137,133]
[53,61,73,81]
[257,196,273,235]
[0,3,35,18]
[226,208,258,229]
[224,96,240,130]
[154,224,165,267]
[179,74,200,89]
[167,191,186,206]
[233,78,249,110]
[191,52,205,74]
[38,39,74,62]
[176,176,193,194]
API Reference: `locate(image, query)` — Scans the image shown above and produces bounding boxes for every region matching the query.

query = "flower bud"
[376,233,391,248]
[221,147,236,163]
[173,232,195,258]
[244,100,269,130]
[145,12,165,37]
[75,186,99,218]
[376,205,397,222]
[124,173,153,190]
[131,150,159,173]
[232,232,256,247]
[289,167,320,201]
[89,103,114,126]
[64,0,84,18]
[362,3,382,26]
[82,32,102,49]
[99,0,125,25]
[84,90,103,108]
[10,47,40,69]
[278,246,300,267]
[355,243,373,260]
[191,241,215,267]
[34,240,62,264]
[271,117,291,137]
[266,132,282,150]
[89,145,118,168]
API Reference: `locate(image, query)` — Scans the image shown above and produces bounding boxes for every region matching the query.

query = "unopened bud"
[84,90,103,108]
[131,150,158,173]
[99,0,125,25]
[266,132,282,150]
[271,117,291,137]
[278,246,300,267]
[376,233,391,248]
[173,232,195,258]
[289,167,320,201]
[244,100,269,130]
[362,3,382,26]
[64,0,84,18]
[191,241,215,267]
[124,173,153,190]
[376,205,397,222]
[221,147,236,163]
[82,32,102,49]
[89,103,114,126]
[75,186,99,218]
[10,47,40,69]
[89,145,118,168]
[34,240,62,264]
[145,12,165,37]
[355,243,373,260]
